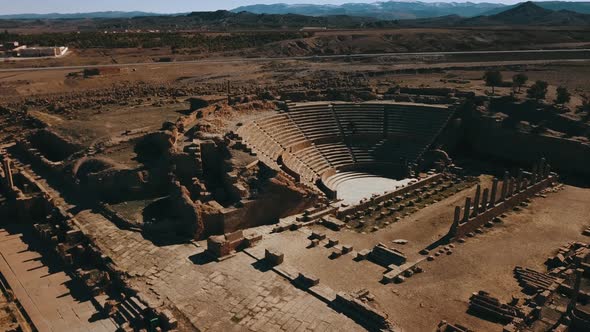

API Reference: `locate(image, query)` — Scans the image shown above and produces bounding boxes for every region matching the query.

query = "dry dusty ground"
[3,26,590,68]
[2,58,589,106]
[248,182,590,331]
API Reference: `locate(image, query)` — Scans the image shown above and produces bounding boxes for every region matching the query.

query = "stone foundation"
[336,173,443,218]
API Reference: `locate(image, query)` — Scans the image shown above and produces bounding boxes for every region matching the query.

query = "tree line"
[483,70,571,104]
[0,30,309,51]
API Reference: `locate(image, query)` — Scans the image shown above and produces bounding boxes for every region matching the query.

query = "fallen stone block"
[310,232,326,240]
[327,238,340,247]
[356,249,371,260]
[342,245,353,254]
[330,250,342,259]
[369,243,407,267]
[321,216,346,231]
[296,273,320,288]
[244,233,262,247]
[265,248,284,266]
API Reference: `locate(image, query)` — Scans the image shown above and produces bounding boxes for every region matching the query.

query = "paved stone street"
[0,225,117,332]
[76,210,363,331]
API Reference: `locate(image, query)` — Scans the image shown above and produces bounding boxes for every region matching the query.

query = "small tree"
[483,70,503,95]
[527,80,548,100]
[512,73,528,93]
[555,86,571,105]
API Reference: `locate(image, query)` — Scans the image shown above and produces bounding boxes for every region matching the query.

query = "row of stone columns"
[450,158,553,235]
[533,158,552,182]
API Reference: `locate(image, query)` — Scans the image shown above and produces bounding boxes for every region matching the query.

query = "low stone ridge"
[334,291,396,332]
[468,291,529,324]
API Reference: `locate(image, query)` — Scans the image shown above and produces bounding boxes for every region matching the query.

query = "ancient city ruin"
[1,1,590,332]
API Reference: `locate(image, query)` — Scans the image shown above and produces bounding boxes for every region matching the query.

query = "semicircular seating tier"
[237,102,454,185]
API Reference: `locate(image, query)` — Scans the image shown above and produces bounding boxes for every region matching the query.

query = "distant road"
[1,48,589,73]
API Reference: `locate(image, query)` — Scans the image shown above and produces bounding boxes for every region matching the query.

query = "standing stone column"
[508,177,515,197]
[463,197,471,223]
[545,164,551,178]
[516,169,524,193]
[2,157,14,189]
[454,206,461,224]
[489,178,499,208]
[450,206,461,236]
[481,188,489,212]
[472,185,481,216]
[531,163,538,184]
[501,171,509,201]
[539,158,546,180]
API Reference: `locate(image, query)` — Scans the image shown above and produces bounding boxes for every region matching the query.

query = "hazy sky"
[1,0,586,15]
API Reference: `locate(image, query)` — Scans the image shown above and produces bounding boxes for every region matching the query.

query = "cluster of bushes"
[0,30,309,50]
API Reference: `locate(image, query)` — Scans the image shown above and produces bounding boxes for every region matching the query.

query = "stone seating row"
[323,171,383,190]
[316,143,355,168]
[240,102,453,181]
[287,106,341,141]
[333,105,385,136]
[384,106,450,138]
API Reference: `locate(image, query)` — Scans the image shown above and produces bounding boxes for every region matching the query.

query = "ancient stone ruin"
[1,78,588,332]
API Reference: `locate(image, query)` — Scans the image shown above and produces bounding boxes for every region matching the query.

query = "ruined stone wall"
[199,202,225,236]
[143,181,203,239]
[0,155,54,221]
[221,177,314,233]
[85,169,155,202]
[15,139,65,176]
[28,129,83,162]
[14,172,170,330]
[489,98,590,137]
[136,130,178,159]
[171,152,201,182]
[468,116,590,177]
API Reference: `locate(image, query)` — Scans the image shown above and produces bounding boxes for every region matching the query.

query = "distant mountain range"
[232,1,590,20]
[461,1,590,26]
[0,2,589,29]
[2,1,590,21]
[481,1,590,16]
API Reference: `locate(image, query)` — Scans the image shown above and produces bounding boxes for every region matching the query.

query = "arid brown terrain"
[2,3,590,332]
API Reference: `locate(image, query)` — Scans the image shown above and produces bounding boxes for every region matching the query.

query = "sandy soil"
[249,182,590,331]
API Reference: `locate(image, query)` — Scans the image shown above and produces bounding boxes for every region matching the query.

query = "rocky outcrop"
[135,130,178,161]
